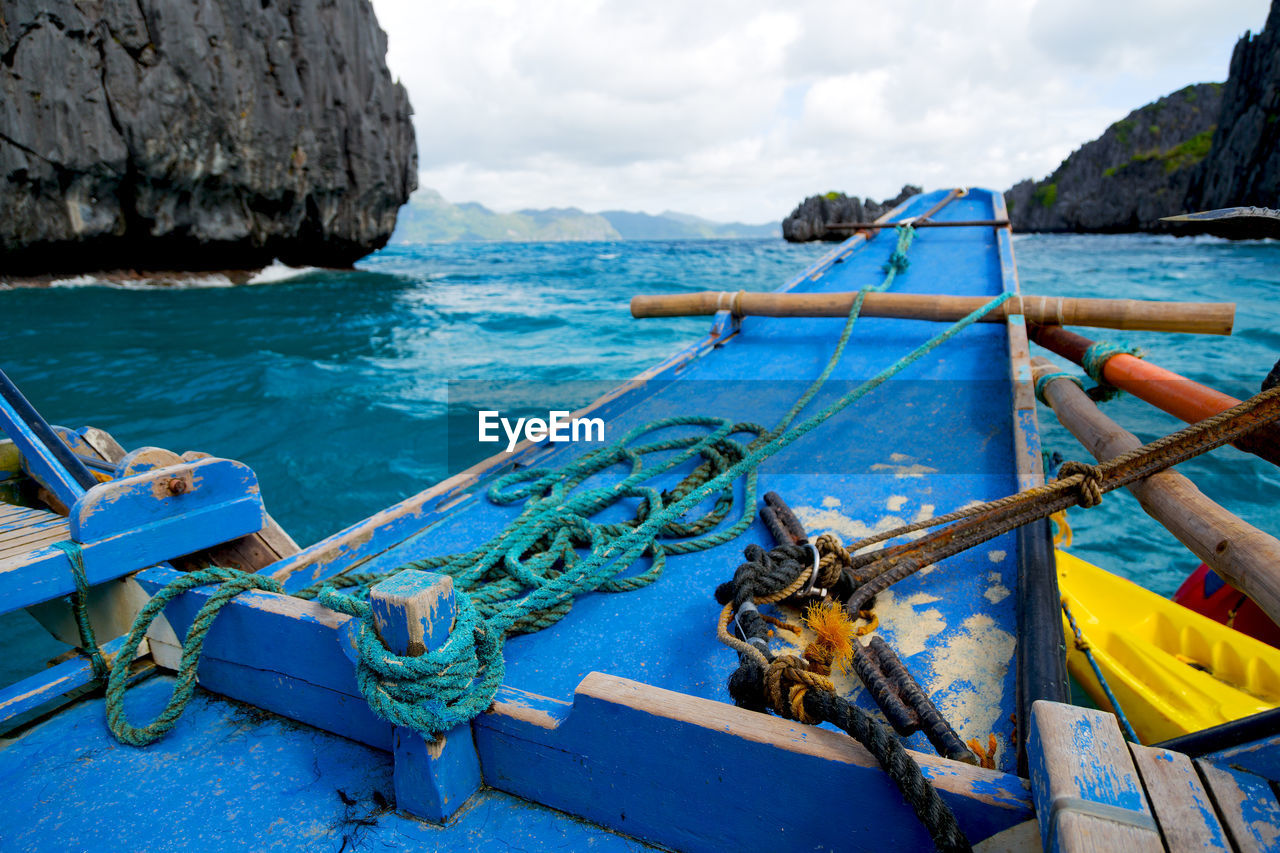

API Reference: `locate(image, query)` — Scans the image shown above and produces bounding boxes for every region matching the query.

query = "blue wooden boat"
[1,188,1277,851]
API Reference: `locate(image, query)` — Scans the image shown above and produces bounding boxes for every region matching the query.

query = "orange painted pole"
[1029,324,1280,467]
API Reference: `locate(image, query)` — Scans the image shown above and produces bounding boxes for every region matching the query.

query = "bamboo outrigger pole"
[1030,324,1280,468]
[630,291,1235,335]
[1032,357,1280,625]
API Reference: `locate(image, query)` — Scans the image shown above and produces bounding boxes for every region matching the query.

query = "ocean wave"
[50,272,239,289]
[247,261,320,284]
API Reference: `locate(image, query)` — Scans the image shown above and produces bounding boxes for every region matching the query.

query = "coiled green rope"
[94,224,1013,744]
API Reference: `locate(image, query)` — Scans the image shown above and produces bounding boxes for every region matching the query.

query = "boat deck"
[0,504,68,563]
[3,188,1066,850]
[0,675,655,851]
[275,188,1034,770]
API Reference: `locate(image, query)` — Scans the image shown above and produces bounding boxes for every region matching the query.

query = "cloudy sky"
[371,0,1271,223]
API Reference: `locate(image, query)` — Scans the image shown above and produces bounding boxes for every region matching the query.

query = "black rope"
[720,540,971,852]
[803,687,972,853]
[726,657,971,853]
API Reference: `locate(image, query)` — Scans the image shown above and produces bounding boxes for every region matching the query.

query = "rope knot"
[883,251,911,275]
[1057,460,1104,508]
[1081,341,1143,402]
[764,655,834,723]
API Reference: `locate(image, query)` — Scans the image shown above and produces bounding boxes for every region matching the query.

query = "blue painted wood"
[1196,759,1280,852]
[476,672,1034,852]
[0,504,65,533]
[1128,743,1230,853]
[69,457,262,541]
[132,569,1032,848]
[0,458,265,614]
[0,635,130,726]
[1204,734,1280,784]
[136,566,366,697]
[370,570,482,823]
[0,369,99,502]
[1027,700,1162,852]
[0,675,651,852]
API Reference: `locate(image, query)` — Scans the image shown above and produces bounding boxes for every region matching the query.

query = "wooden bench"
[1030,700,1280,853]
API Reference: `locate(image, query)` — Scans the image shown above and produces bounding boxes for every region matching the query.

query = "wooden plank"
[145,635,393,749]
[0,459,265,614]
[1027,700,1163,853]
[0,635,147,728]
[479,672,1034,852]
[629,290,1234,334]
[0,525,71,559]
[133,569,1034,849]
[1035,359,1280,626]
[1205,734,1280,784]
[77,426,127,463]
[1197,759,1280,852]
[0,374,90,508]
[0,518,69,544]
[1129,743,1230,852]
[371,570,481,822]
[994,189,1045,495]
[0,507,62,532]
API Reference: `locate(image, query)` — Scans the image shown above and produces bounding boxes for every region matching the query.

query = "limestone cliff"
[0,0,416,275]
[1005,84,1223,232]
[1187,1,1280,209]
[782,185,921,242]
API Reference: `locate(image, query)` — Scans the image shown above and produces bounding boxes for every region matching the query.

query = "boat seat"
[0,503,70,563]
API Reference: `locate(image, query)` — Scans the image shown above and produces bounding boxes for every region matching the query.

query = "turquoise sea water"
[1,232,1277,681]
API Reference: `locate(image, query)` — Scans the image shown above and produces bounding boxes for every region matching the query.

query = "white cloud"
[371,0,1271,222]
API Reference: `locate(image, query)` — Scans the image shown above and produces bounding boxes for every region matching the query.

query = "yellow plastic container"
[1057,549,1280,743]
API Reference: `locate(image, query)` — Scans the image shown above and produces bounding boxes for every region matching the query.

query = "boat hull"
[1058,548,1280,743]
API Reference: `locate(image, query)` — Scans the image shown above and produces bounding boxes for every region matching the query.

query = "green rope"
[1081,341,1143,403]
[105,566,282,746]
[104,223,1013,744]
[1034,370,1084,406]
[51,541,109,681]
[309,228,1014,738]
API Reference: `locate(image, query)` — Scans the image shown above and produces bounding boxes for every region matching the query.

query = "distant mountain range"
[390,189,777,243]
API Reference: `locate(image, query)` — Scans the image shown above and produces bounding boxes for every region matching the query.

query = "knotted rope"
[1081,340,1143,402]
[320,587,506,735]
[728,653,971,852]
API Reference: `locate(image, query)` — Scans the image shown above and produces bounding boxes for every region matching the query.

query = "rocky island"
[781,186,921,242]
[0,0,416,277]
[785,1,1277,240]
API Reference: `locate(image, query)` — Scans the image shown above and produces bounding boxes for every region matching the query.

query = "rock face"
[1187,1,1280,209]
[782,185,921,242]
[0,0,416,275]
[1004,84,1223,232]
